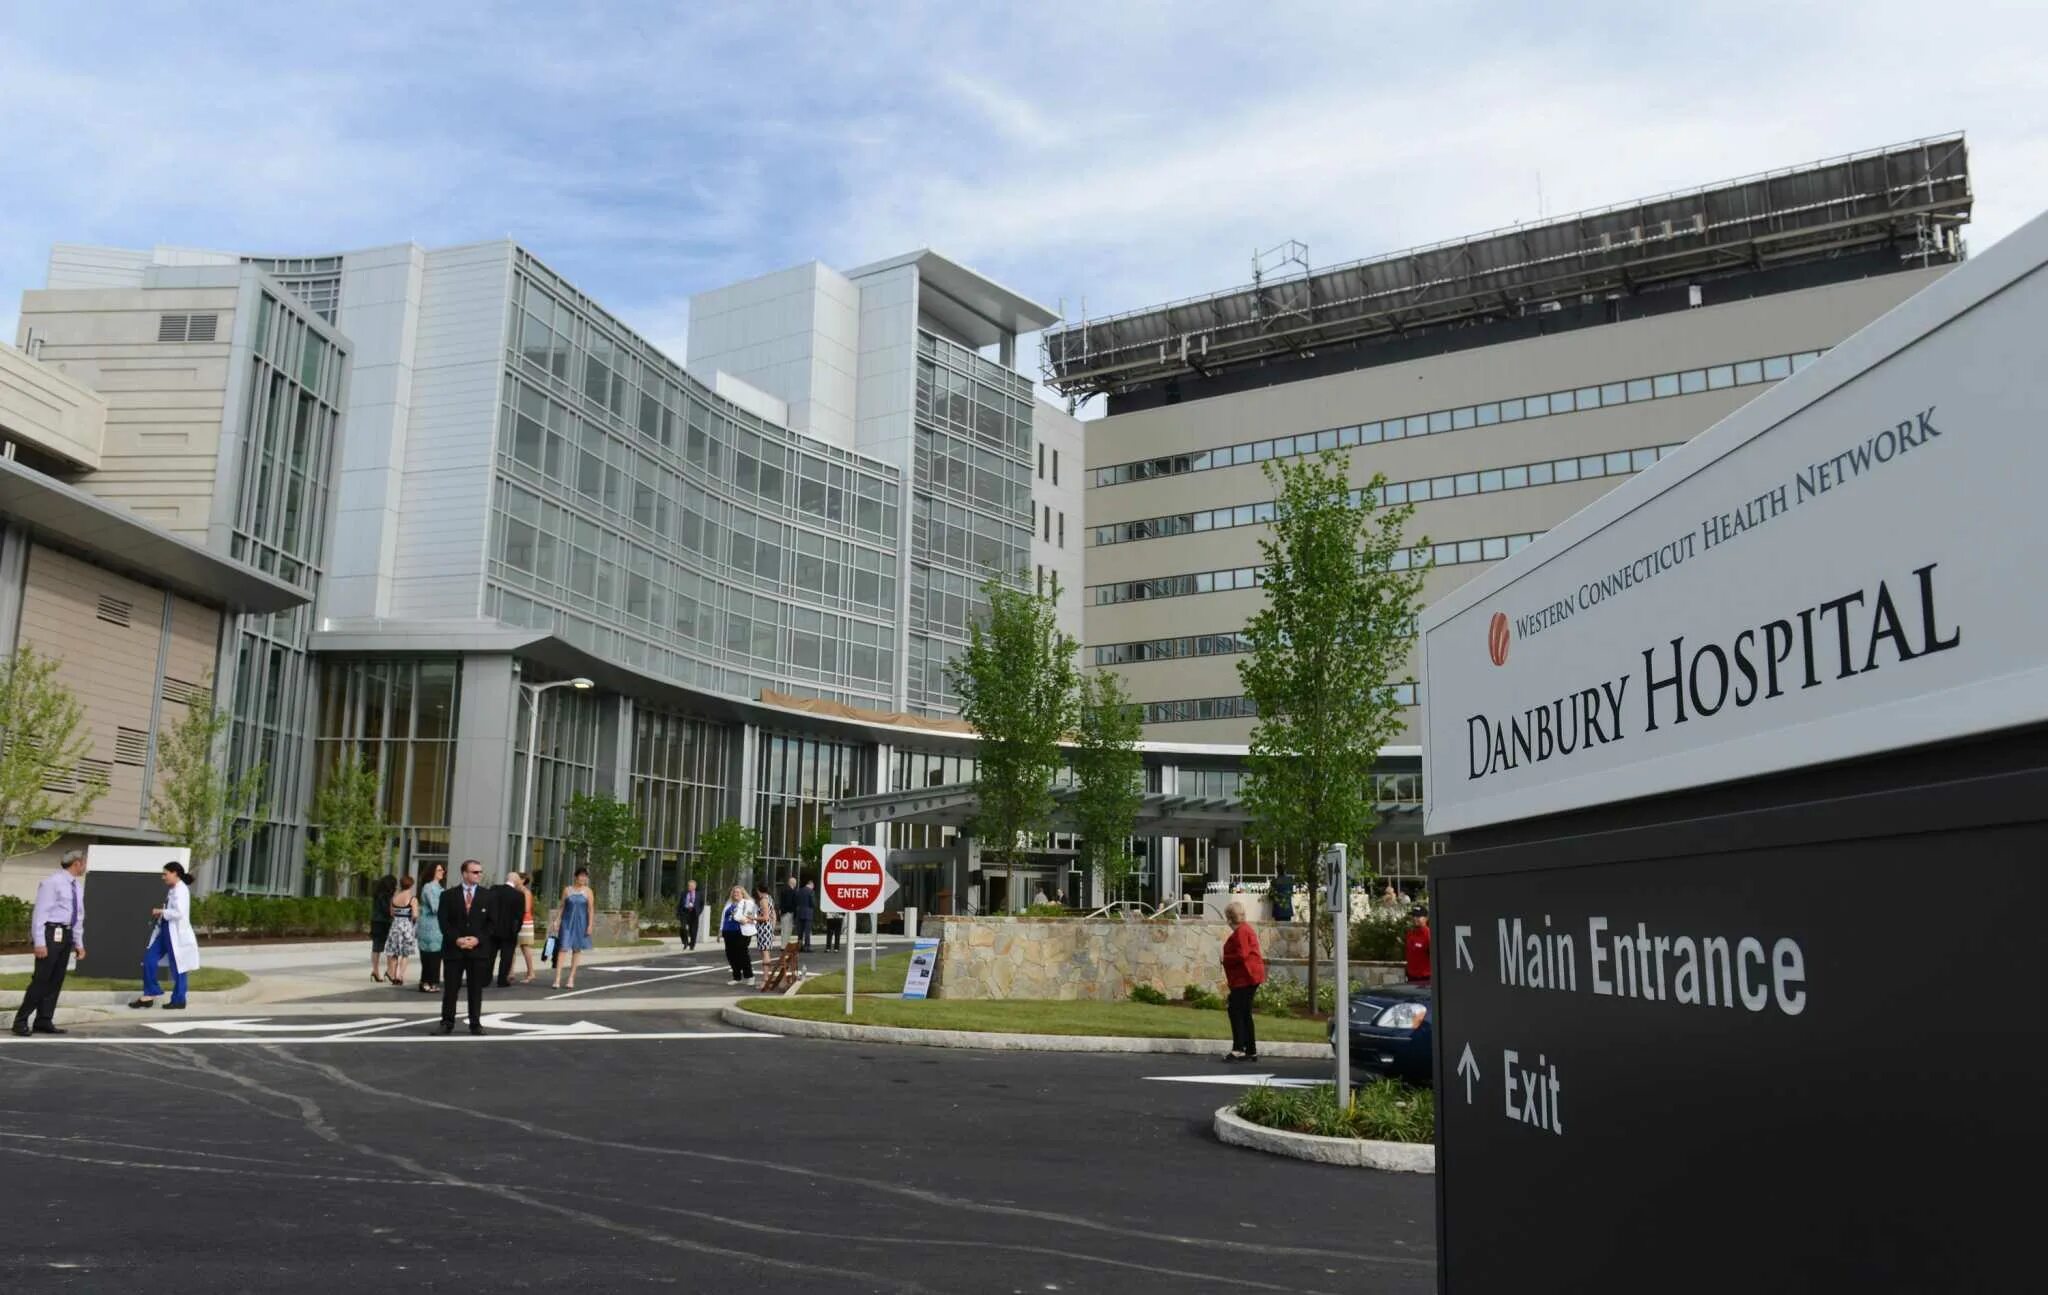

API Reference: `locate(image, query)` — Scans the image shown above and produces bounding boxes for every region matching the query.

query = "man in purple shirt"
[12,849,87,1037]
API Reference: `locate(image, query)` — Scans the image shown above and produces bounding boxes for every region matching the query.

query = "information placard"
[900,937,939,999]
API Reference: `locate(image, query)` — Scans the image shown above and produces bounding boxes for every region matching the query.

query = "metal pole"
[516,684,541,883]
[843,904,856,1018]
[1331,843,1350,1102]
[869,908,878,971]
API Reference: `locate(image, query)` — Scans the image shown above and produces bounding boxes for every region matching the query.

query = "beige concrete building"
[0,347,306,899]
[1048,135,1973,882]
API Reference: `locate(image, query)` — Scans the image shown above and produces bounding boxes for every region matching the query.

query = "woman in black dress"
[369,874,396,982]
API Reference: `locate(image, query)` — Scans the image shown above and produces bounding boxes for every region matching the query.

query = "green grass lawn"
[0,967,250,994]
[796,949,914,995]
[745,995,1333,1043]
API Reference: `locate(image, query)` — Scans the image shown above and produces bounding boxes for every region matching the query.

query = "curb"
[1211,1104,1435,1173]
[722,1004,1332,1057]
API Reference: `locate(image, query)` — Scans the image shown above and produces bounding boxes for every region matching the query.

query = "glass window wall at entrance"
[312,659,461,887]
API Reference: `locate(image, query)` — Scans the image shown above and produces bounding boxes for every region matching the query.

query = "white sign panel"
[86,845,191,874]
[1420,209,2048,836]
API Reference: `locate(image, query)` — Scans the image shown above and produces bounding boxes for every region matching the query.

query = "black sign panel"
[1430,755,2046,1293]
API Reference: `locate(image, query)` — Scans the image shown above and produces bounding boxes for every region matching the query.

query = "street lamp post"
[515,676,594,882]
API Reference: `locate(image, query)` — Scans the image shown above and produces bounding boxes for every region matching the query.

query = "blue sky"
[3,2,2044,399]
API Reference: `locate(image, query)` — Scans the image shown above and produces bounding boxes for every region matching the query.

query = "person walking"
[793,881,817,952]
[718,885,758,983]
[369,873,396,982]
[11,849,87,1037]
[437,859,496,1035]
[491,871,536,987]
[131,862,201,1012]
[549,867,595,990]
[1220,899,1266,1063]
[416,861,447,996]
[384,875,419,987]
[676,879,703,951]
[1404,906,1432,984]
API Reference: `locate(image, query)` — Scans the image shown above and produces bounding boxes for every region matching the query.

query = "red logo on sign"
[822,845,885,914]
[1487,612,1510,667]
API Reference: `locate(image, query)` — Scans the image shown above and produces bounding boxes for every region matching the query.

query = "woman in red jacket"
[1220,900,1267,1062]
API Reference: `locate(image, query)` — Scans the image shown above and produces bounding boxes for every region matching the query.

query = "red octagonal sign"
[821,844,889,914]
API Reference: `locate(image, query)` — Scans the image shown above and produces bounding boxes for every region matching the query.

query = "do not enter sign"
[821,844,895,914]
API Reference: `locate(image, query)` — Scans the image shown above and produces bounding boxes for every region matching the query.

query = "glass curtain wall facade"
[628,705,733,904]
[907,331,1035,714]
[218,288,346,893]
[754,732,871,879]
[488,253,902,708]
[509,681,603,897]
[313,659,461,884]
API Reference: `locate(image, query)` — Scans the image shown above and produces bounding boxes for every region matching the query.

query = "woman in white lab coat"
[130,861,202,1010]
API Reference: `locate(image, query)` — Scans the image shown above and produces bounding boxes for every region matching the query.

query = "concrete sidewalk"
[7,933,914,1023]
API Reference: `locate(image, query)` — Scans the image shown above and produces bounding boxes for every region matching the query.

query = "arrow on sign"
[149,1016,405,1036]
[1456,1043,1481,1104]
[1455,925,1474,972]
[476,1013,613,1036]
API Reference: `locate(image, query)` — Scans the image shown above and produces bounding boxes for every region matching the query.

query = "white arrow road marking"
[545,967,723,1000]
[1144,1074,1323,1089]
[1455,925,1474,972]
[148,1016,404,1036]
[1456,1043,1480,1104]
[583,965,717,974]
[475,1013,613,1035]
[13,1030,777,1047]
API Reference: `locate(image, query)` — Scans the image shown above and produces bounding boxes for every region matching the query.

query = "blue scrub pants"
[143,924,188,1005]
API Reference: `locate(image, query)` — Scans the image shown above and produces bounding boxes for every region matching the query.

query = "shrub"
[190,893,371,939]
[1022,903,1067,917]
[1351,909,1410,962]
[1182,983,1224,1010]
[0,894,29,945]
[1129,983,1169,1005]
[1234,1080,1434,1144]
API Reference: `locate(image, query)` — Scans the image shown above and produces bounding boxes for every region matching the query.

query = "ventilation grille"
[95,594,133,627]
[160,677,210,707]
[42,759,111,795]
[115,727,149,766]
[156,313,219,344]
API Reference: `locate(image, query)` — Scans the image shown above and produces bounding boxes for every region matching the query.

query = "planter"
[1212,1104,1436,1173]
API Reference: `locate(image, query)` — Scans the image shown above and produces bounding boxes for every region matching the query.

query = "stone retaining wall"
[924,916,1406,1001]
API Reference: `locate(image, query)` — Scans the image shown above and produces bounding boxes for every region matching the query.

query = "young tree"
[305,754,390,890]
[152,677,266,883]
[565,791,643,909]
[796,822,835,882]
[1238,451,1426,1005]
[695,817,763,896]
[1071,669,1143,907]
[0,645,106,860]
[948,578,1078,910]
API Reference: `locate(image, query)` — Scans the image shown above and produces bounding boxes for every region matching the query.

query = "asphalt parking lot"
[0,1013,1436,1292]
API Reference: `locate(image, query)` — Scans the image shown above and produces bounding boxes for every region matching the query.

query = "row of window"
[1091,616,1419,668]
[1091,349,1824,488]
[1138,683,1419,725]
[1090,531,1540,604]
[1094,442,1685,546]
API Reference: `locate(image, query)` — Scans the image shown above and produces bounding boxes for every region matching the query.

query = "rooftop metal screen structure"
[1043,134,1971,399]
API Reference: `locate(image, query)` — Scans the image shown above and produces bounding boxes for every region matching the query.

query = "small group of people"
[368,863,600,1004]
[422,860,596,1033]
[12,850,204,1036]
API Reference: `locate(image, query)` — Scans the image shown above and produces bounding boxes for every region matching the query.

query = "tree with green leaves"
[696,817,763,894]
[305,754,390,890]
[1071,669,1143,907]
[565,790,643,909]
[0,645,106,861]
[948,577,1078,911]
[1238,450,1427,1005]
[152,677,265,884]
[796,822,835,881]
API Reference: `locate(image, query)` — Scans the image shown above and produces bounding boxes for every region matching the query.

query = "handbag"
[541,931,559,963]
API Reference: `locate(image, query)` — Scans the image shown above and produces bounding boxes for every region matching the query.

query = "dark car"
[1330,981,1433,1085]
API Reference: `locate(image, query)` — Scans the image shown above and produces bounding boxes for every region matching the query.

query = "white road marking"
[1144,1073,1323,1088]
[5,1029,776,1047]
[147,1016,405,1036]
[477,1012,612,1036]
[545,967,722,999]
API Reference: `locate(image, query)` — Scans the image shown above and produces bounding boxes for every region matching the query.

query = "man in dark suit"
[676,879,703,951]
[794,881,817,951]
[437,859,497,1035]
[489,873,525,987]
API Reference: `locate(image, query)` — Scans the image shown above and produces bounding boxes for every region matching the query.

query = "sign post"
[820,843,894,1017]
[1325,843,1349,1100]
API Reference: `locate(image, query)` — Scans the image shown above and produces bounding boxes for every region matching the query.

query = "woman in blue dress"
[549,866,596,990]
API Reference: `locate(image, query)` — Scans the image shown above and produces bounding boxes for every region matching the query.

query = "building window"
[1052,448,1059,486]
[1057,512,1064,549]
[1038,443,1045,479]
